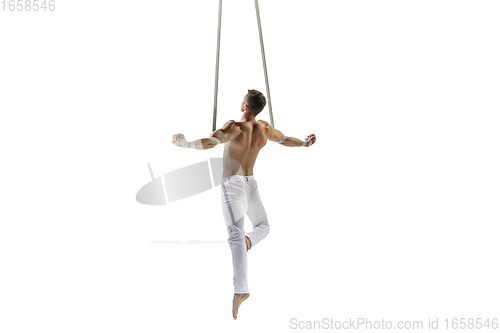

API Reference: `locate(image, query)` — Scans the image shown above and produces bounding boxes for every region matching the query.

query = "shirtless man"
[172,89,316,319]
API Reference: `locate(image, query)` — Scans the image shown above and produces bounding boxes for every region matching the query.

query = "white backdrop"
[1,0,499,332]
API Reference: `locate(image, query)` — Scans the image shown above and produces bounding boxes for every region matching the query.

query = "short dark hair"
[246,89,266,116]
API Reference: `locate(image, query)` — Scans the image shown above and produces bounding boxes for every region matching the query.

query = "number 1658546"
[2,0,56,11]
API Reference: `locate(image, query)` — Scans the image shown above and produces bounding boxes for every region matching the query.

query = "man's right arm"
[262,121,316,147]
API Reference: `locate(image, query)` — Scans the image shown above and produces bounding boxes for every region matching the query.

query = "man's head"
[241,89,266,116]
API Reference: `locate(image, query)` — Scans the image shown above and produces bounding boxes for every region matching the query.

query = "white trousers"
[220,175,270,293]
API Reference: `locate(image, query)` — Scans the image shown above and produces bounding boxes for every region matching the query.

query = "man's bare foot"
[245,236,251,251]
[232,293,250,320]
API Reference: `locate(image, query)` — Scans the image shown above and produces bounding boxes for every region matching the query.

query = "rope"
[254,0,274,128]
[213,0,223,132]
[212,0,274,130]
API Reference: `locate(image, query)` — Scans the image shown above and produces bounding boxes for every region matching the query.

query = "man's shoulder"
[224,120,249,128]
[222,120,237,128]
[257,119,271,127]
[222,120,243,135]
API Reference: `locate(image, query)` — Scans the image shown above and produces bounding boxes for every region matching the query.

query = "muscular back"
[222,120,268,178]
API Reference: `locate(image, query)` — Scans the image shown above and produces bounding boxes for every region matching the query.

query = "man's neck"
[240,111,256,122]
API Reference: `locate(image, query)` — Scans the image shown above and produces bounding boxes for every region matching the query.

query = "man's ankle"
[245,236,251,251]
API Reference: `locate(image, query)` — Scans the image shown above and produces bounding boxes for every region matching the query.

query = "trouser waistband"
[222,175,255,182]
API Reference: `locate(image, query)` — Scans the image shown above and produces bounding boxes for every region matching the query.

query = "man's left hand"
[172,133,189,148]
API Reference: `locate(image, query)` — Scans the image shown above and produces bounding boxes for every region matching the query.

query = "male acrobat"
[172,89,316,319]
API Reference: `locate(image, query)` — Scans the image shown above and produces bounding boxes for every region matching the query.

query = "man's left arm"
[172,120,240,150]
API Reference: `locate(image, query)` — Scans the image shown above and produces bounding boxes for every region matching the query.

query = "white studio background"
[0,0,499,332]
